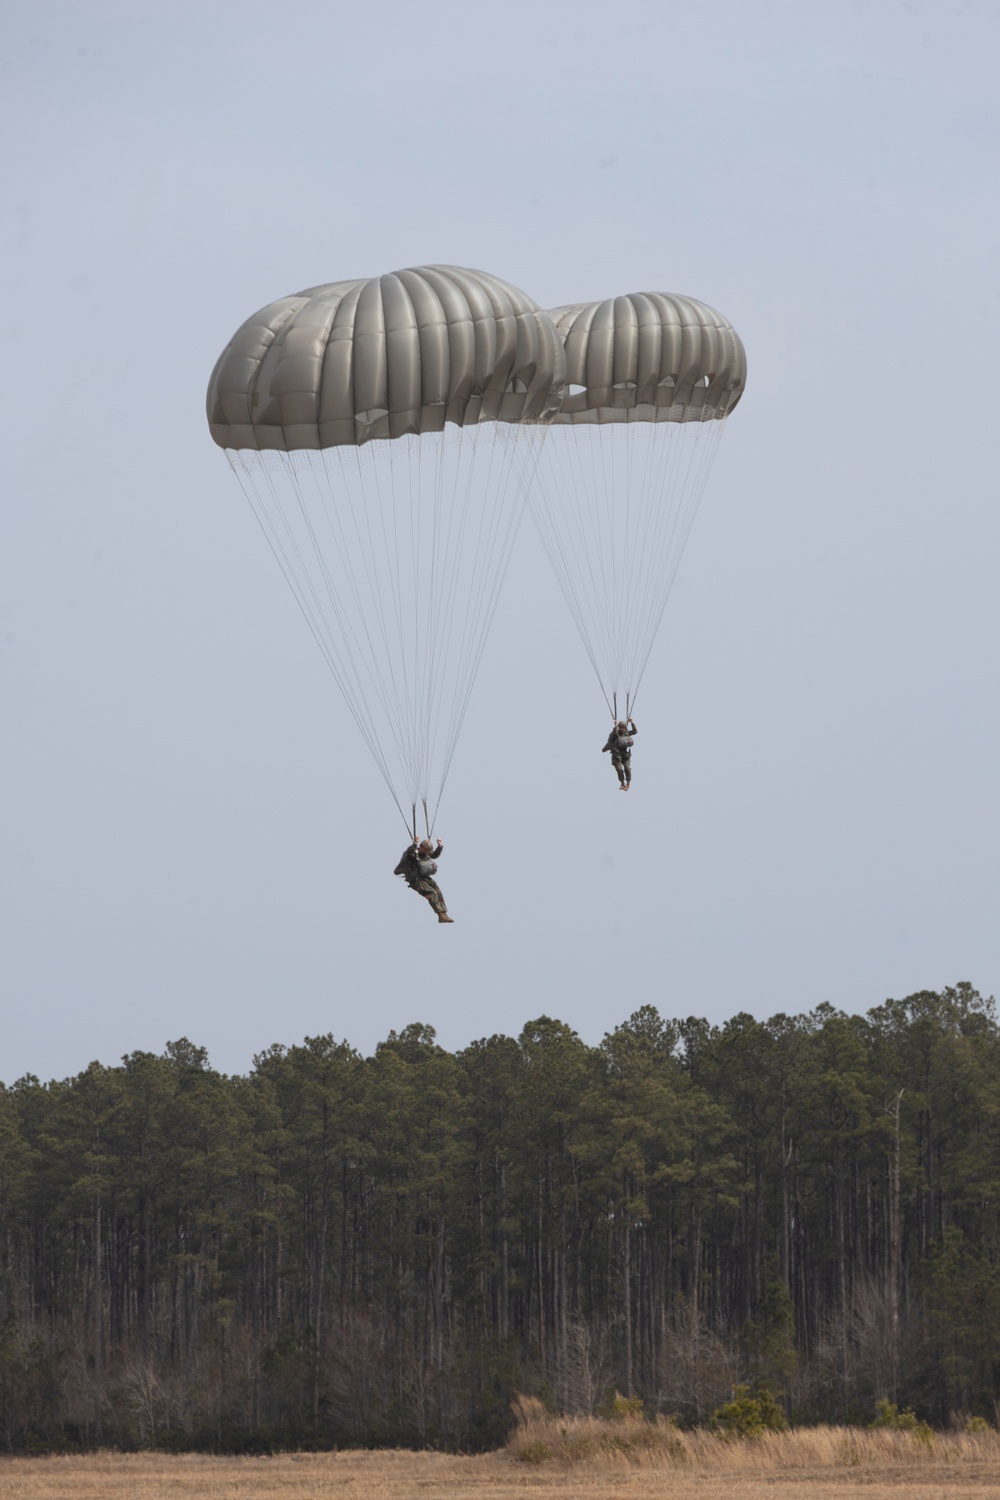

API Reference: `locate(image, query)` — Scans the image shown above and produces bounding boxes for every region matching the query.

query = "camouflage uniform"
[394,840,451,919]
[602,719,637,788]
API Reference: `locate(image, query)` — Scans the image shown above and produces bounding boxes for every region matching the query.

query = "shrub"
[870,1399,932,1443]
[602,1392,645,1422]
[516,1439,553,1464]
[711,1384,787,1437]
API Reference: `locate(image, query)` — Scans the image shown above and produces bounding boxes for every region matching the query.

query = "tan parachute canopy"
[208,265,566,837]
[551,291,746,426]
[207,264,564,451]
[528,290,747,718]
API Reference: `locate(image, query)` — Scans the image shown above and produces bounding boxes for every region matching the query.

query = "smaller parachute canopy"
[548,292,746,425]
[207,264,566,450]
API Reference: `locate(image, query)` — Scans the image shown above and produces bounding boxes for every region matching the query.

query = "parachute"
[208,265,565,837]
[527,292,747,719]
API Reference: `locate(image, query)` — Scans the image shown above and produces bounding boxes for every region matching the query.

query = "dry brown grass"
[4,1410,1000,1500]
[508,1392,1000,1470]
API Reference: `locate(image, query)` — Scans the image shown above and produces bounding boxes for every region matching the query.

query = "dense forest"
[2,983,999,1452]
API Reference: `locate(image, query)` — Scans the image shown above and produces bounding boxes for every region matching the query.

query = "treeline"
[2,984,1000,1452]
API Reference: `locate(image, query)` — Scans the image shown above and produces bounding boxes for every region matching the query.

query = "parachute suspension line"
[226,451,413,833]
[230,454,371,744]
[586,422,623,693]
[595,421,620,691]
[370,421,476,827]
[308,437,442,816]
[527,409,731,713]
[298,453,403,747]
[538,421,633,712]
[425,417,548,828]
[413,428,434,807]
[610,415,677,698]
[628,415,729,701]
[622,417,688,697]
[348,440,418,787]
[255,450,408,828]
[421,423,469,820]
[297,448,414,807]
[432,426,504,803]
[228,416,548,836]
[345,427,535,824]
[406,431,430,806]
[352,432,446,818]
[609,415,724,704]
[528,424,617,714]
[380,420,534,828]
[400,421,500,825]
[428,419,544,830]
[620,415,637,693]
[597,417,632,696]
[239,454,338,661]
[425,424,476,824]
[364,435,449,827]
[625,411,675,693]
[363,434,414,803]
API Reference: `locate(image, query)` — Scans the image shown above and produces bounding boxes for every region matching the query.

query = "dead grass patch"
[505,1397,1000,1491]
[3,1418,1000,1499]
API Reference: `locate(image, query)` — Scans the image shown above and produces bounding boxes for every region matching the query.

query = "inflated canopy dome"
[207,264,566,450]
[548,292,746,424]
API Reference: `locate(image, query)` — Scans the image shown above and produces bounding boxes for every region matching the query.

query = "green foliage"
[870,1399,932,1442]
[741,1265,797,1390]
[601,1392,644,1421]
[2,987,1000,1449]
[918,1229,1000,1421]
[711,1385,787,1437]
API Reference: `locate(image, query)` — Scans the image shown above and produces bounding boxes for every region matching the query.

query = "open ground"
[5,1426,1000,1500]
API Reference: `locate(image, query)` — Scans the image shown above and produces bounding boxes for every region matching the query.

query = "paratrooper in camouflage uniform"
[394,838,454,923]
[602,717,637,790]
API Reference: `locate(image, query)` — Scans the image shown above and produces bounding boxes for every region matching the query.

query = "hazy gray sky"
[3,0,998,1083]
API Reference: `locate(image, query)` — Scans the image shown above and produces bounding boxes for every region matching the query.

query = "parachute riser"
[408,800,432,845]
[610,691,636,724]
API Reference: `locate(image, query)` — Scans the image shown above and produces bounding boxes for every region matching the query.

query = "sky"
[2,0,998,1083]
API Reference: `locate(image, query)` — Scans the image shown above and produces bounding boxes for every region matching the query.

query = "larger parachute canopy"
[208,265,565,836]
[207,264,566,451]
[550,291,746,425]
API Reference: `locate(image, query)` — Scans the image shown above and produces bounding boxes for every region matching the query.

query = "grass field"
[4,1418,1000,1499]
